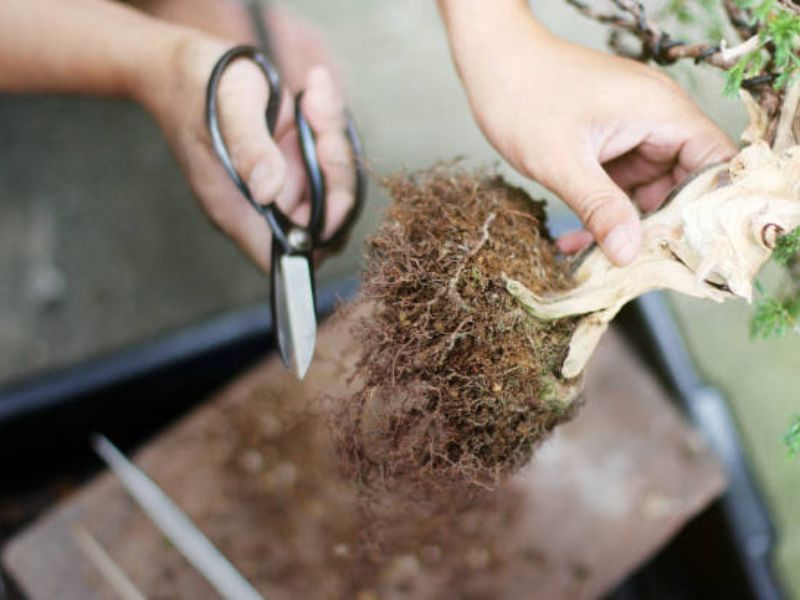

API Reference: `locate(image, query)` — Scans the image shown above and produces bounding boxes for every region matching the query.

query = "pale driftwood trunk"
[507,89,800,378]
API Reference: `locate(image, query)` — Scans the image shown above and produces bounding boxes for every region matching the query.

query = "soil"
[335,168,582,491]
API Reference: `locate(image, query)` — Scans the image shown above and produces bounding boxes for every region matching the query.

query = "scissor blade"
[91,435,264,600]
[275,254,317,379]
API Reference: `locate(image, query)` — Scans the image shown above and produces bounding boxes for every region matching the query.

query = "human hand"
[135,33,356,273]
[440,1,736,266]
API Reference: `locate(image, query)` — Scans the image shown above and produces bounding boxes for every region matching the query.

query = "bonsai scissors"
[206,46,365,379]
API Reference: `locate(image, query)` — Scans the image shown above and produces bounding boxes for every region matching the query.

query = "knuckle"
[517,147,549,182]
[317,133,352,168]
[577,189,620,233]
[231,140,281,189]
[229,141,261,180]
[218,61,269,101]
[702,137,736,163]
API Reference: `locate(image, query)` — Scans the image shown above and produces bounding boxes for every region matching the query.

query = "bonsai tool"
[92,434,264,600]
[205,46,365,379]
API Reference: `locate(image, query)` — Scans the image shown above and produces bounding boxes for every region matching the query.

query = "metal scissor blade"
[91,435,264,600]
[274,254,317,379]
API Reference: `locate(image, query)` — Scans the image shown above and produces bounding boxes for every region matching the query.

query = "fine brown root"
[335,167,583,492]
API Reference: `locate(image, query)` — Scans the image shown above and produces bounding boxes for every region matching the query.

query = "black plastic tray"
[612,294,783,600]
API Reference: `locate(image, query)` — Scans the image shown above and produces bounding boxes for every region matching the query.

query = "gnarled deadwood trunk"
[507,87,800,378]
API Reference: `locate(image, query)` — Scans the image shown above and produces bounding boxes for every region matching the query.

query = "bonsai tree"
[558,0,800,453]
[343,0,800,486]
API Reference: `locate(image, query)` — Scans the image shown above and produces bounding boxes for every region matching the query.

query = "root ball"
[337,168,583,490]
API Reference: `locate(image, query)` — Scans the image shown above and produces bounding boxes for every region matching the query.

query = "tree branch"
[723,0,756,40]
[566,0,738,68]
[777,0,800,16]
[566,0,795,136]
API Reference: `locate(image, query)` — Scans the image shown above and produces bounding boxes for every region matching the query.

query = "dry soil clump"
[337,168,583,490]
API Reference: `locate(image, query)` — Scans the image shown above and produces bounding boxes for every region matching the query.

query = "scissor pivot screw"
[288,228,312,252]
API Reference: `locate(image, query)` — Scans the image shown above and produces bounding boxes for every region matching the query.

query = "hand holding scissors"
[206,46,365,379]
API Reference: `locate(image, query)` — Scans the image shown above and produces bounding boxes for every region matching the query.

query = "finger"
[673,163,690,183]
[301,66,346,131]
[677,118,737,174]
[286,188,353,242]
[604,150,673,193]
[317,133,356,239]
[273,127,308,216]
[228,203,273,272]
[548,160,641,266]
[633,172,676,214]
[262,5,342,93]
[217,59,287,206]
[556,229,594,254]
[204,176,273,273]
[301,66,356,239]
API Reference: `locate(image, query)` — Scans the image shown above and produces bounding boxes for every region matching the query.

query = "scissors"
[206,46,365,379]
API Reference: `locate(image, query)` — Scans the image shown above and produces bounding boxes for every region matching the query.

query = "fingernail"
[602,223,639,266]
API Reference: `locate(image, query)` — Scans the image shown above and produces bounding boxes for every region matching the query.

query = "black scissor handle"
[294,92,326,242]
[205,45,282,214]
[325,111,367,250]
[294,96,368,249]
[206,45,366,254]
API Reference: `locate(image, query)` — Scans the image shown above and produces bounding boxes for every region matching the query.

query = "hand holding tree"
[438,0,736,266]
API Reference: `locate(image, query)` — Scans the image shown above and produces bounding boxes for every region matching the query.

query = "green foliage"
[724,49,767,95]
[746,0,777,22]
[751,228,800,340]
[634,3,800,460]
[761,6,800,87]
[751,296,796,338]
[723,0,800,94]
[652,0,800,96]
[773,226,800,265]
[750,234,800,460]
[785,415,800,458]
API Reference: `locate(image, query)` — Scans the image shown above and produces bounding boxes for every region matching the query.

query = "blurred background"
[0,0,797,595]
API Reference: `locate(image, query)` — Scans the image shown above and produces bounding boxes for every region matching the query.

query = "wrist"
[130,25,224,117]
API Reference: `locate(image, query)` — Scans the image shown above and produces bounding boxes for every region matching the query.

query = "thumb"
[549,161,642,266]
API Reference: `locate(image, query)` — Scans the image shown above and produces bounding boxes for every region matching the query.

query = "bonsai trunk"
[508,88,800,378]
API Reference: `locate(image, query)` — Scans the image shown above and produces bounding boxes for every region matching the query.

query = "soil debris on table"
[336,167,583,491]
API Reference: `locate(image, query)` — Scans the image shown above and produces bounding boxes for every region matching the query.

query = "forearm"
[437,0,560,139]
[437,0,552,64]
[437,0,533,32]
[0,0,190,103]
[129,0,254,41]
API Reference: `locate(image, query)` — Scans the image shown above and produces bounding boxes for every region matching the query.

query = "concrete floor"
[0,0,797,595]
